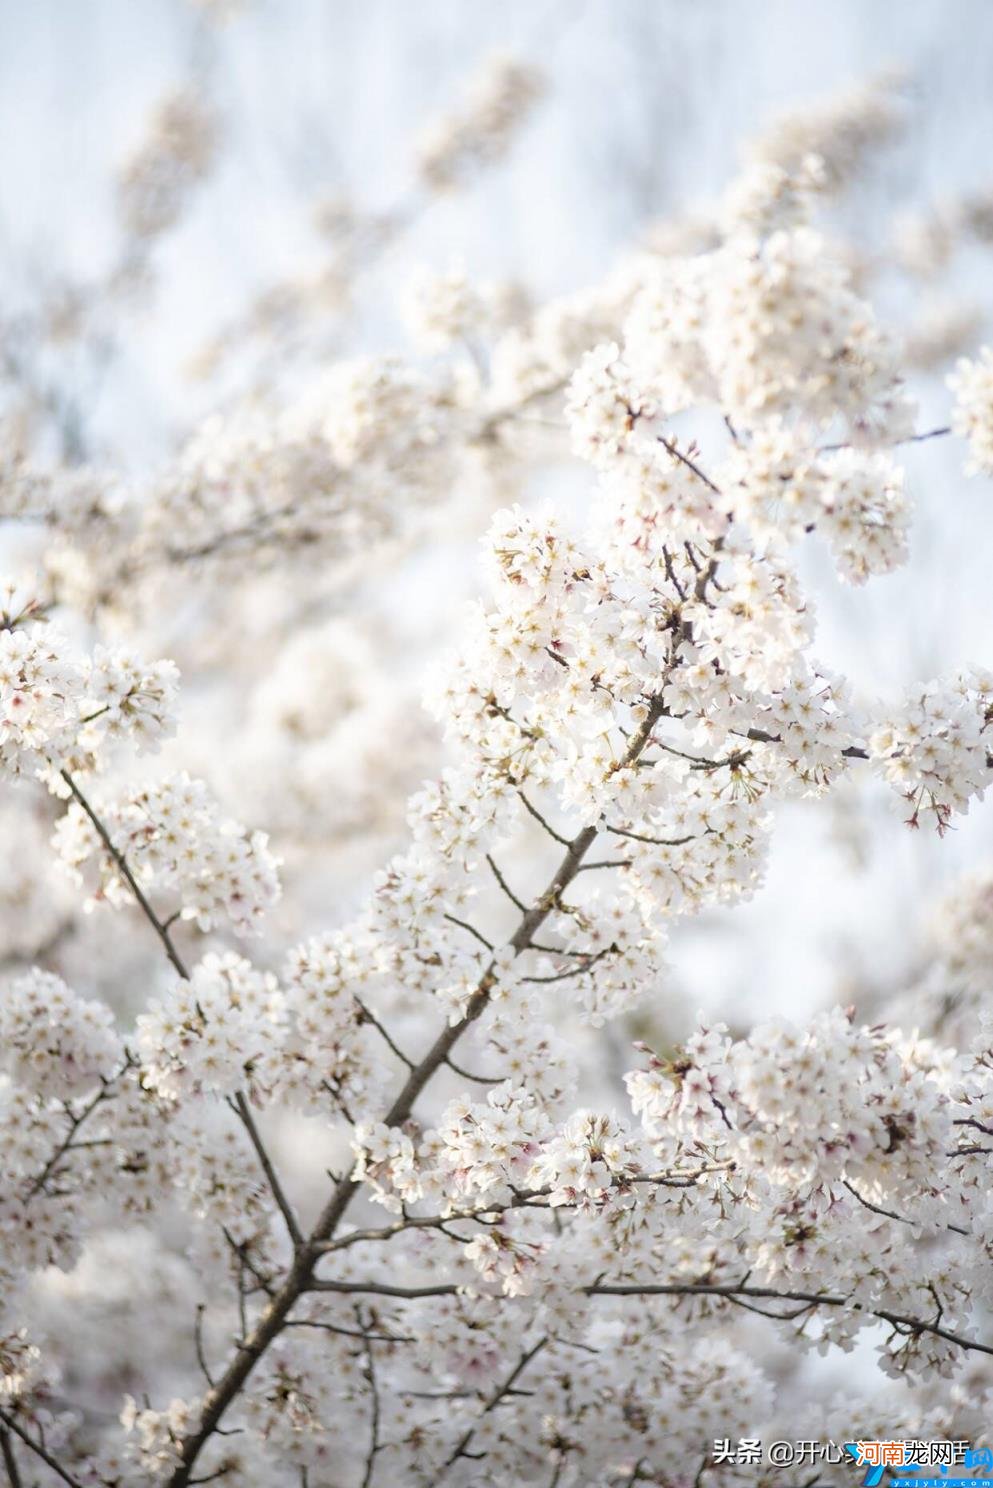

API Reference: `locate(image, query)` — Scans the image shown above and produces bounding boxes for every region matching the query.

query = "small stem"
[230,1093,303,1250]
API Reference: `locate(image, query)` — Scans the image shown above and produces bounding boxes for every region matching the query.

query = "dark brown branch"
[278,1274,993,1363]
[741,727,870,762]
[309,1280,461,1299]
[584,1282,993,1358]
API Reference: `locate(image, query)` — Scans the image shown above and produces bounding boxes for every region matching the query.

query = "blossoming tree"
[1,29,993,1488]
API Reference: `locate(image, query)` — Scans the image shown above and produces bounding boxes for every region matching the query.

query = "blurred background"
[0,0,991,1032]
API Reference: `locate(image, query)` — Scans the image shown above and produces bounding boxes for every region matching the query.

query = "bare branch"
[229,1094,303,1250]
[485,853,528,913]
[194,1305,215,1389]
[0,1410,81,1488]
[442,914,494,953]
[354,996,416,1069]
[309,1280,461,1299]
[584,1282,993,1359]
[516,790,572,847]
[658,437,722,496]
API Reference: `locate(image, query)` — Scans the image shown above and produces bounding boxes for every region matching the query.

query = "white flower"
[949,346,993,475]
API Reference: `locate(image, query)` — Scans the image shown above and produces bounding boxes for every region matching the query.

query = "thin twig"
[842,1178,969,1237]
[194,1305,215,1388]
[444,1053,502,1085]
[516,790,572,847]
[357,1309,381,1488]
[440,1338,548,1475]
[820,424,951,454]
[60,769,190,980]
[24,1074,123,1201]
[584,1282,993,1358]
[606,824,696,848]
[443,914,494,953]
[229,1094,302,1250]
[659,437,722,495]
[355,997,415,1070]
[486,853,528,912]
[0,1410,81,1488]
[283,1319,414,1344]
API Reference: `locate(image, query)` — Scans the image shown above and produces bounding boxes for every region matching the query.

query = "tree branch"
[0,1429,22,1488]
[0,1410,81,1488]
[229,1094,303,1250]
[164,694,670,1486]
[440,1337,548,1476]
[60,769,190,980]
[357,1309,381,1488]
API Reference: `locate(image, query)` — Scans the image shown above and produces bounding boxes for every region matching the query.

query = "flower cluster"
[2,48,993,1488]
[709,228,913,437]
[415,56,544,192]
[949,346,993,475]
[73,646,180,762]
[402,263,490,350]
[116,88,217,241]
[0,598,179,784]
[932,868,993,990]
[746,72,905,190]
[629,1009,951,1200]
[119,1396,191,1480]
[721,425,911,582]
[564,341,656,467]
[53,771,281,932]
[0,968,123,1097]
[0,618,81,780]
[136,953,284,1101]
[623,228,914,440]
[134,355,471,575]
[869,672,992,832]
